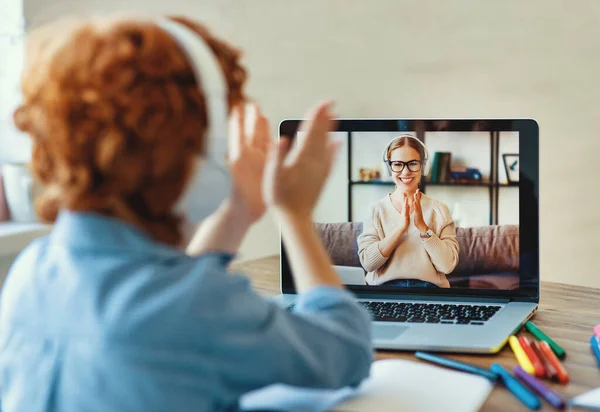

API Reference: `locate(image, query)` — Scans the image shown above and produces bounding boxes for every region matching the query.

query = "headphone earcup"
[422,159,430,177]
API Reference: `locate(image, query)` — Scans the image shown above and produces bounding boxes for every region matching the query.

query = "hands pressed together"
[396,189,429,236]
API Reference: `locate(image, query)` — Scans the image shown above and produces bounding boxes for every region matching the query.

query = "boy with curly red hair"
[0,15,372,411]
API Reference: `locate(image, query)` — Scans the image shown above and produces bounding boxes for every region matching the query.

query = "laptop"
[275,118,539,354]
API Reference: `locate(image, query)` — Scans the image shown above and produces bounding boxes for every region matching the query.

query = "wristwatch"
[420,229,434,239]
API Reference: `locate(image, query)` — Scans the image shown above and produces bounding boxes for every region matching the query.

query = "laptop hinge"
[353,292,511,303]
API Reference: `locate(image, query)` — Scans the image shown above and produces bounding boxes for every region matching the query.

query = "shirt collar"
[49,210,185,260]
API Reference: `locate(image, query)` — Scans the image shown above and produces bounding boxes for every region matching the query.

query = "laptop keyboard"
[360,302,502,325]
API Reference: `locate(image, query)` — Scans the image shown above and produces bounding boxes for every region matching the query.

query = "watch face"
[419,229,432,239]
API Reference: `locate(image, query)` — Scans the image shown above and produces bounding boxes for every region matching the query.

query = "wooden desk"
[231,255,600,412]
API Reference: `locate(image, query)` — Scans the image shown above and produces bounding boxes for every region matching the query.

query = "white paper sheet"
[240,358,494,412]
[570,387,600,411]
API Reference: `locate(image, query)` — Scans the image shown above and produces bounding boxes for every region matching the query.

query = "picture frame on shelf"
[502,154,519,183]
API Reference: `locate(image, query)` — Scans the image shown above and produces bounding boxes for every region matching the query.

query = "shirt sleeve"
[357,204,388,272]
[422,203,459,274]
[183,255,373,396]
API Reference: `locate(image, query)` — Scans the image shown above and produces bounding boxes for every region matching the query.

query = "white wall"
[14,0,600,288]
[313,132,349,223]
[0,0,30,163]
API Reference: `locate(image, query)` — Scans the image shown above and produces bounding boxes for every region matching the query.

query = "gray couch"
[315,222,520,289]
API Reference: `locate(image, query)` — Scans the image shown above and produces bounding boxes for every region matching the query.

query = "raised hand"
[263,101,339,219]
[185,103,272,256]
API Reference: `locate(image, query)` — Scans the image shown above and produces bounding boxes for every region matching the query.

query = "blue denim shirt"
[0,212,372,411]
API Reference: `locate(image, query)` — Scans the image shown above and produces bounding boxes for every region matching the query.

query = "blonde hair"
[386,136,426,162]
[14,15,247,245]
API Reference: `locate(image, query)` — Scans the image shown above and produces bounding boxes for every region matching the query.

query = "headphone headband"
[156,19,229,147]
[157,18,231,222]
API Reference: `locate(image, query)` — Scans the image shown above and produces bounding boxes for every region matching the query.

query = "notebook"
[570,387,600,411]
[240,358,494,412]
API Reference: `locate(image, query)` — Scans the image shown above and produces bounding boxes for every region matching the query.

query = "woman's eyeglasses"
[388,160,422,173]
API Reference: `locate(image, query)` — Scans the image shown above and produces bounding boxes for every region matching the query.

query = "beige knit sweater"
[357,193,459,287]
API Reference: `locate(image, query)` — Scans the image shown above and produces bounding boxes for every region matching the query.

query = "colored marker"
[539,341,569,384]
[514,366,566,410]
[491,363,541,410]
[525,321,566,359]
[592,336,600,367]
[594,325,600,339]
[509,336,535,375]
[518,336,546,378]
[415,351,498,381]
[531,340,558,381]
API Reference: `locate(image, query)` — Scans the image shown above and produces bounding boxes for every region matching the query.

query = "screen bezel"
[279,119,539,302]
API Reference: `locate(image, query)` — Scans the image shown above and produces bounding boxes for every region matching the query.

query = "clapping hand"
[263,101,339,219]
[413,189,429,234]
[396,193,412,235]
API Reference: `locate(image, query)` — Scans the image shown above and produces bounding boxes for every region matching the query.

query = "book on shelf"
[430,152,440,183]
[429,152,452,183]
[438,152,452,183]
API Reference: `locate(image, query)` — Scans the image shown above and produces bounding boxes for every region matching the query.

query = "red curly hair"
[14,15,247,246]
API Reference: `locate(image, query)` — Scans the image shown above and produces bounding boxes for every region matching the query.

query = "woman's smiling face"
[389,145,422,191]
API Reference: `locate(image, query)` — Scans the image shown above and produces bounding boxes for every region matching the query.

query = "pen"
[594,325,600,339]
[518,336,546,378]
[525,321,566,359]
[591,336,600,367]
[509,336,535,375]
[514,366,566,409]
[539,341,569,384]
[491,363,541,410]
[531,340,558,381]
[414,351,498,381]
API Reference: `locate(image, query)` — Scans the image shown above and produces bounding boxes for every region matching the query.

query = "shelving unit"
[347,131,518,225]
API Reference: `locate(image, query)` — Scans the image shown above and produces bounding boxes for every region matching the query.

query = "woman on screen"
[357,135,459,287]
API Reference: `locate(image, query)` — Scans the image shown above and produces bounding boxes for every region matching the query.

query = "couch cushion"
[315,222,519,277]
[454,225,519,275]
[314,222,363,267]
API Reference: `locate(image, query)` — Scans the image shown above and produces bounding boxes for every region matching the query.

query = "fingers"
[247,103,271,151]
[414,189,422,212]
[403,192,410,215]
[270,136,292,171]
[264,136,291,204]
[324,139,343,177]
[297,100,336,151]
[228,104,245,160]
[298,100,333,132]
[243,102,257,145]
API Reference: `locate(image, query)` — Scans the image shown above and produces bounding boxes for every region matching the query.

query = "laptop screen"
[280,119,539,301]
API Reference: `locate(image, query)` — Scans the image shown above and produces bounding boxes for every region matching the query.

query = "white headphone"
[382,135,430,177]
[157,19,230,222]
